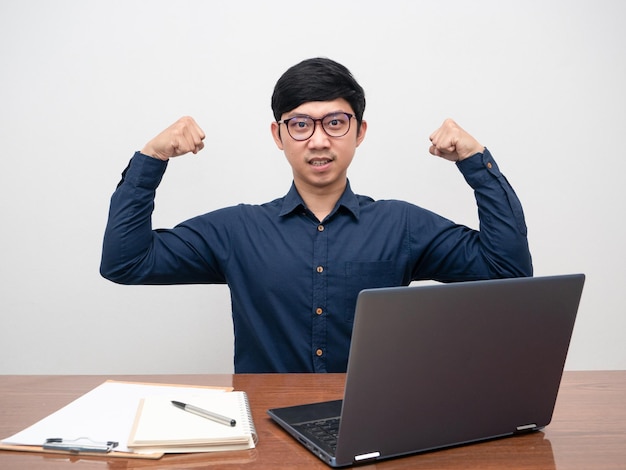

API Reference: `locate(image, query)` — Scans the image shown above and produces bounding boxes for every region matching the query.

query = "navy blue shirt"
[101,150,532,373]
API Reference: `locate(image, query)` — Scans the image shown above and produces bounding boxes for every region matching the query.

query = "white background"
[1,0,624,374]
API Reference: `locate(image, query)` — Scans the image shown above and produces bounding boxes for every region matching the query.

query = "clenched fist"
[141,116,206,161]
[429,119,484,162]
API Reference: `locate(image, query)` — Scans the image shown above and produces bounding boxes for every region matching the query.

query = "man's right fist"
[141,116,206,161]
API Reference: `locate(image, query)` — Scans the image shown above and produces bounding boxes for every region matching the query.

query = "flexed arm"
[100,117,219,285]
[413,118,532,280]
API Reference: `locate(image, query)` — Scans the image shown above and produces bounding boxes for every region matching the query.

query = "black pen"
[171,400,236,427]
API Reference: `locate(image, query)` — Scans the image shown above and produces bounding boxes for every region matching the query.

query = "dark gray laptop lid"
[334,274,585,465]
[267,274,585,467]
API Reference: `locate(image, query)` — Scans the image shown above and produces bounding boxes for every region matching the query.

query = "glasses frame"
[278,112,355,141]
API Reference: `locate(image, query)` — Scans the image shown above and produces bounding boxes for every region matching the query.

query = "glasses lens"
[286,116,314,140]
[322,113,351,137]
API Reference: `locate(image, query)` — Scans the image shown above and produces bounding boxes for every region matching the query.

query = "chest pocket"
[344,260,401,323]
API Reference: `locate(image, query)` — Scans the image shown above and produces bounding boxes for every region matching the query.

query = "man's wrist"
[457,146,485,162]
[140,145,169,161]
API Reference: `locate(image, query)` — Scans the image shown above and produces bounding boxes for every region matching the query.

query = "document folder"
[0,380,234,459]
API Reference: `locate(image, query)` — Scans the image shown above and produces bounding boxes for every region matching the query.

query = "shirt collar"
[279,180,361,220]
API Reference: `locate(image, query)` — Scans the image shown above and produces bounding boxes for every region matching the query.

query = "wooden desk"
[1,371,625,469]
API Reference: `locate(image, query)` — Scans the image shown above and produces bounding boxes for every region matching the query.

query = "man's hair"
[271,58,366,128]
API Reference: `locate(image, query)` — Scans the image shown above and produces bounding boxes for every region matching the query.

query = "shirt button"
[316,308,323,315]
[317,225,325,232]
[486,162,493,169]
[316,266,324,273]
[316,349,324,357]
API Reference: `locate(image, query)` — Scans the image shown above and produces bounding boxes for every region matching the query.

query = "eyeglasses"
[278,112,354,141]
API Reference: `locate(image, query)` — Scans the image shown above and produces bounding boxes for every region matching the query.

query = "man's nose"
[307,122,331,148]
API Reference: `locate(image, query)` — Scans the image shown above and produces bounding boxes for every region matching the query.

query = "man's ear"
[271,121,284,150]
[356,120,367,147]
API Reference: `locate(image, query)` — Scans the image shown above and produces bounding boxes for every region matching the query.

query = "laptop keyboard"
[298,417,341,451]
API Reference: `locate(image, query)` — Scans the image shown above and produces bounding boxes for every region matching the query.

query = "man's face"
[271,98,367,193]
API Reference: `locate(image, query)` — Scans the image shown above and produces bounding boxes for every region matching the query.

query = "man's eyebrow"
[283,112,311,119]
[284,110,348,119]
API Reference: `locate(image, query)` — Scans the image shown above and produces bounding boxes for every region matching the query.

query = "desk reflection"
[25,433,553,470]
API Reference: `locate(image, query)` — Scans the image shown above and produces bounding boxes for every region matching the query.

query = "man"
[101,57,532,373]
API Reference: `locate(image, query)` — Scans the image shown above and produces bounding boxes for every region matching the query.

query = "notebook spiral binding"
[240,392,258,445]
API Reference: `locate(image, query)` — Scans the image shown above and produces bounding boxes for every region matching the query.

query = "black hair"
[271,58,366,128]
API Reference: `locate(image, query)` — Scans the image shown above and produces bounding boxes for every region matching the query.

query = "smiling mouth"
[308,157,333,167]
[310,160,331,166]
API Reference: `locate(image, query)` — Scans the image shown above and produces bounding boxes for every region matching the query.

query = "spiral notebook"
[128,391,257,453]
[0,380,255,459]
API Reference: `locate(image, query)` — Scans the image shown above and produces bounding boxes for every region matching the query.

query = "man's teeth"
[311,160,330,166]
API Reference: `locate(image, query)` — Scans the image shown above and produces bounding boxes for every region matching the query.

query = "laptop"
[267,274,585,467]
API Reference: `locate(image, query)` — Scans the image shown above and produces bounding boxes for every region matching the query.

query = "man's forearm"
[458,149,533,277]
[100,153,168,283]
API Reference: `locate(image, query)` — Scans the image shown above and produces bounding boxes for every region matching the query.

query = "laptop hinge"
[354,451,380,462]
